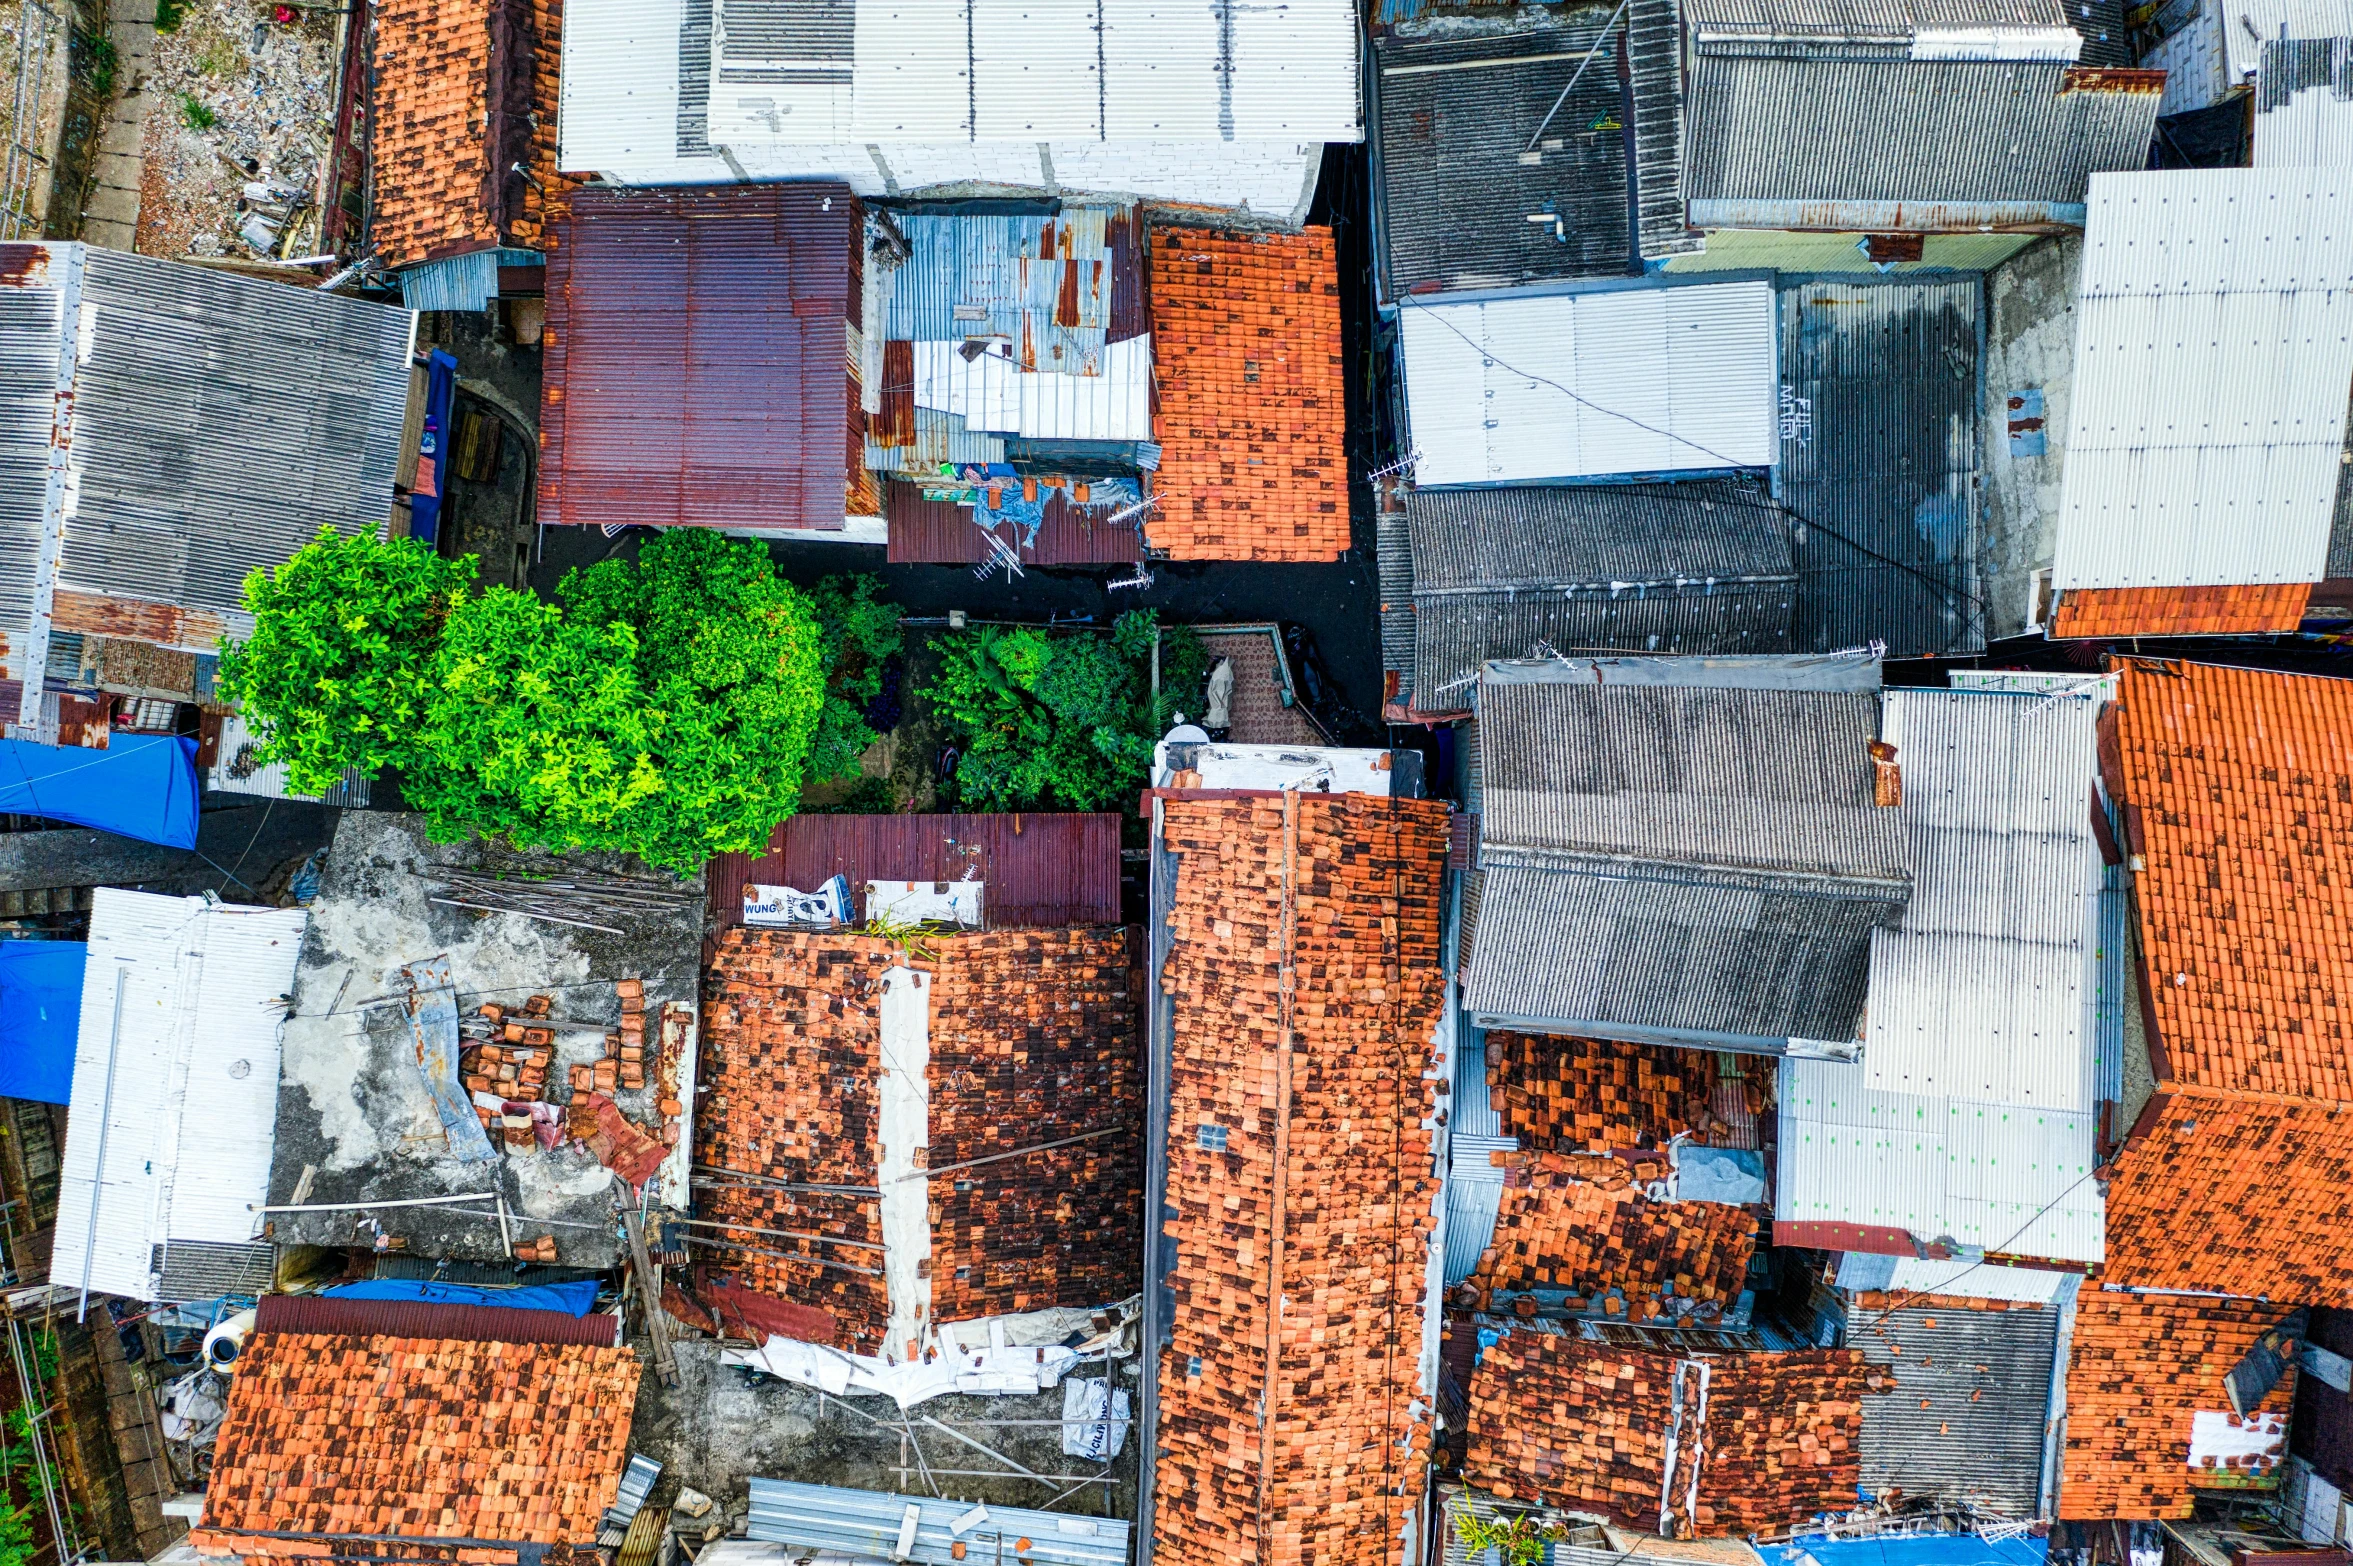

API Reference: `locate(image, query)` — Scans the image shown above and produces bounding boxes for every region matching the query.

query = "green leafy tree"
[923,611,1172,812]
[216,525,473,795]
[801,573,906,785]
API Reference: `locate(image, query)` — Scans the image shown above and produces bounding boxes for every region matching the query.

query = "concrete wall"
[1978,234,2083,644]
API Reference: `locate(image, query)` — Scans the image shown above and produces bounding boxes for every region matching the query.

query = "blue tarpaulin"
[408,349,458,546]
[0,733,200,848]
[0,941,85,1103]
[321,1278,601,1317]
[1764,1535,2049,1566]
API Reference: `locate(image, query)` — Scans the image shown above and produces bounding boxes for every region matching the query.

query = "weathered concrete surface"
[627,1341,1141,1527]
[1978,234,2082,643]
[267,811,702,1267]
[0,797,336,897]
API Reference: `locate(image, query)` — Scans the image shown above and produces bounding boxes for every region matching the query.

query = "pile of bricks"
[566,977,650,1098]
[926,928,1143,1323]
[1153,794,1451,1566]
[2062,1289,2301,1518]
[190,1330,639,1561]
[1487,1032,1722,1152]
[1466,1333,1866,1537]
[1471,1152,1757,1316]
[701,930,906,1350]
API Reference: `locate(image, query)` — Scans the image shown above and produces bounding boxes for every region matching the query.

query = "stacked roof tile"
[924,927,1142,1322]
[2101,660,2353,1299]
[370,0,572,269]
[2052,584,2314,639]
[190,1331,639,1561]
[1153,793,1450,1566]
[2062,1290,2300,1518]
[1487,1031,1749,1152]
[1466,1333,1869,1536]
[1145,227,1348,562]
[1472,1153,1758,1316]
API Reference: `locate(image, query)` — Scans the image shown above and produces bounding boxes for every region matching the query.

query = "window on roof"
[1186,1355,1203,1378]
[1197,1124,1227,1152]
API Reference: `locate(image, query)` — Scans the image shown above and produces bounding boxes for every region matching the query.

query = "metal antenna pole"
[1526,0,1630,153]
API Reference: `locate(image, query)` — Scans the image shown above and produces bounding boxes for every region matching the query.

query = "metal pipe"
[76,969,126,1323]
[250,1192,497,1213]
[895,1126,1129,1184]
[1526,0,1630,151]
[666,1217,885,1253]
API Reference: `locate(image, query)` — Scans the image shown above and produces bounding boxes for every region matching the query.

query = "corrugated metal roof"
[157,1240,277,1300]
[397,248,544,313]
[1475,670,1906,881]
[1851,1302,2059,1513]
[0,245,410,711]
[1663,228,2039,273]
[882,209,1125,372]
[53,890,306,1303]
[1404,482,1796,708]
[2052,169,2353,594]
[909,336,1150,441]
[1683,0,2071,39]
[2092,863,2127,1106]
[1863,689,2099,1112]
[1377,502,1416,711]
[706,812,1123,928]
[540,184,857,532]
[884,481,1144,564]
[1778,278,1985,659]
[1835,1251,2074,1302]
[1684,59,2160,225]
[2255,35,2353,169]
[254,1294,626,1346]
[746,1479,1128,1566]
[1373,25,1636,295]
[1398,282,1779,485]
[1776,1059,2104,1262]
[1631,0,1702,260]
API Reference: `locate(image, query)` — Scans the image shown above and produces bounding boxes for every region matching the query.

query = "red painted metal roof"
[885,481,1143,566]
[708,812,1123,929]
[254,1293,624,1347]
[540,184,859,531]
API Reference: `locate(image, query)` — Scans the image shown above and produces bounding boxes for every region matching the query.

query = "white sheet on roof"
[2052,169,2353,594]
[1397,283,1779,485]
[52,890,306,1302]
[911,337,1151,442]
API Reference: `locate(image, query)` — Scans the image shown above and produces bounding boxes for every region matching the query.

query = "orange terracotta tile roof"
[2103,1096,2353,1298]
[2060,1290,2297,1519]
[1488,1031,1767,1152]
[2052,583,2312,639]
[1146,226,1348,562]
[1466,1334,1869,1536]
[189,1331,638,1561]
[370,0,574,270]
[1153,794,1451,1566]
[1469,1153,1758,1319]
[699,926,1141,1352]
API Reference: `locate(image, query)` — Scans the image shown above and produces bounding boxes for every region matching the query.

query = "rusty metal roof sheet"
[540,184,857,531]
[255,1293,626,1347]
[884,482,1144,565]
[707,812,1123,929]
[880,208,1138,372]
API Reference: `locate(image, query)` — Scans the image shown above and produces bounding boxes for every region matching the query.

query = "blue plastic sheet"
[408,349,458,545]
[0,733,200,848]
[0,941,85,1103]
[322,1278,601,1317]
[1763,1533,2049,1566]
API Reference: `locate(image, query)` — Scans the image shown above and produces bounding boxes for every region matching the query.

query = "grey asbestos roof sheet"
[1403,482,1797,707]
[1683,0,2069,40]
[1475,672,1908,880]
[1684,58,2160,211]
[1777,278,1987,659]
[1854,1301,2061,1514]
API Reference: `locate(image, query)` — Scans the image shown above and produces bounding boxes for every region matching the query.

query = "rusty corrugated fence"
[708,812,1123,928]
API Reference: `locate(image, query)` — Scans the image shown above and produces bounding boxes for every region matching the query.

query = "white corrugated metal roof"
[911,335,1150,441]
[562,0,1353,203]
[1864,689,2100,1111]
[52,890,306,1302]
[2255,32,2353,168]
[1398,283,1779,485]
[1776,1060,2104,1263]
[2052,168,2353,593]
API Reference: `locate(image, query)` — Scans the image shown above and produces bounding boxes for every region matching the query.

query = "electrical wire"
[1392,294,1991,650]
[1850,1167,2099,1331]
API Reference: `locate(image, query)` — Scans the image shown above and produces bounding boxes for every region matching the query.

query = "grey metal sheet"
[2092,862,2127,1106]
[1778,277,1986,659]
[1476,675,1907,880]
[1378,503,1417,707]
[0,277,57,688]
[1463,861,1900,1046]
[747,1478,1128,1566]
[1685,58,2158,213]
[1683,0,2069,37]
[1374,25,1635,294]
[1629,0,1701,259]
[1405,482,1795,705]
[1852,1302,2059,1513]
[1863,689,2100,1111]
[156,1239,276,1301]
[65,249,410,620]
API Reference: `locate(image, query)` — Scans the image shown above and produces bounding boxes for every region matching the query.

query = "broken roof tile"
[1145,226,1348,563]
[1472,1155,1759,1317]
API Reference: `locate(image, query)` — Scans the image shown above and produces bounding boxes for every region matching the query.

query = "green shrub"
[922,611,1175,812]
[177,93,215,130]
[223,528,835,872]
[801,573,904,786]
